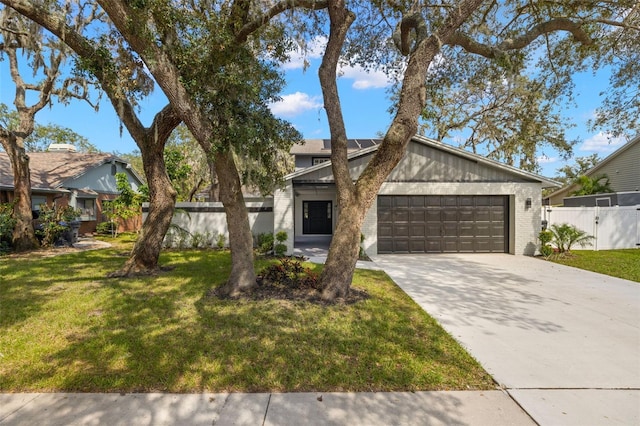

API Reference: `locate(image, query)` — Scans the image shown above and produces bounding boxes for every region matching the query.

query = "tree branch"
[392,12,429,56]
[318,0,355,199]
[448,18,593,58]
[235,0,328,42]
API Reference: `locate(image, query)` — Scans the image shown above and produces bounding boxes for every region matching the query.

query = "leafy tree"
[570,174,614,196]
[420,72,576,172]
[2,0,184,275]
[314,0,638,300]
[103,173,147,238]
[165,125,210,202]
[29,123,99,152]
[554,154,600,187]
[84,0,303,295]
[0,5,97,251]
[1,105,98,152]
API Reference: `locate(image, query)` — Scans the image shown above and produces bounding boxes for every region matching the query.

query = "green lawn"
[0,241,493,392]
[548,249,640,282]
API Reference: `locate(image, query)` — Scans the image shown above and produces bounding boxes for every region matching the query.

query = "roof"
[545,134,640,200]
[290,139,381,155]
[0,152,142,191]
[286,135,560,187]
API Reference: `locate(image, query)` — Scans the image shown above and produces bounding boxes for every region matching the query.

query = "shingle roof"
[286,135,560,187]
[0,152,120,191]
[290,139,382,155]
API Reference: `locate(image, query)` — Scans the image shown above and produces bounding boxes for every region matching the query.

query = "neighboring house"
[545,135,640,207]
[163,135,559,256]
[0,144,144,234]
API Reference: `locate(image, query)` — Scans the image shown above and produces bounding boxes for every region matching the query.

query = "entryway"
[302,200,332,235]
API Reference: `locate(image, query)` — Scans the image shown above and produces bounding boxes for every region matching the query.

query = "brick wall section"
[273,182,295,255]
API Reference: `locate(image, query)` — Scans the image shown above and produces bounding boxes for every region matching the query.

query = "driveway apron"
[373,253,640,425]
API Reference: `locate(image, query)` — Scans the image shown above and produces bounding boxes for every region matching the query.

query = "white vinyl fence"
[543,205,640,250]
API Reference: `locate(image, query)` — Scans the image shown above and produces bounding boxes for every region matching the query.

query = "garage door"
[377,195,508,253]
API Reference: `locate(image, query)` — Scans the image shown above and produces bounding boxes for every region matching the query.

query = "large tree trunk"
[318,0,486,301]
[320,199,366,300]
[110,145,176,276]
[2,139,38,252]
[109,105,181,277]
[215,150,256,296]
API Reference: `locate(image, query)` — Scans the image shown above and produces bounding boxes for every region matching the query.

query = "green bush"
[538,229,554,257]
[96,221,116,235]
[216,233,226,249]
[274,230,288,257]
[0,203,16,254]
[36,205,79,247]
[549,223,594,254]
[256,232,274,254]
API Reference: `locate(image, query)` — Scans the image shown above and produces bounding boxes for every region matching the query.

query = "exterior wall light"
[525,198,532,209]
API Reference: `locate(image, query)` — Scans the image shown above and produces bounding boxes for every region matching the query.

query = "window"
[77,198,96,221]
[31,196,47,211]
[312,157,330,166]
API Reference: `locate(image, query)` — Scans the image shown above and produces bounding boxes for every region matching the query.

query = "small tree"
[549,223,594,254]
[570,174,614,196]
[103,173,147,238]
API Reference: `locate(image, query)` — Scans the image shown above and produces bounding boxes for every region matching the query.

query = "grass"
[0,237,494,393]
[547,249,640,282]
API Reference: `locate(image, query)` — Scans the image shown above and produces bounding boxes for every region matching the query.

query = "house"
[290,138,380,169]
[545,135,640,207]
[0,145,144,234]
[163,135,558,256]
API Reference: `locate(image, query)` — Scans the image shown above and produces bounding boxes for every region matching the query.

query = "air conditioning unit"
[48,143,77,152]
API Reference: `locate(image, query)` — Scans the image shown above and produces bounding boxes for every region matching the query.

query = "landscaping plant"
[35,204,79,247]
[274,230,287,257]
[538,229,554,257]
[549,223,594,254]
[0,202,16,254]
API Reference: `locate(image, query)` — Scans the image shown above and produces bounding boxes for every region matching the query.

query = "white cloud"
[580,132,627,153]
[338,64,393,90]
[269,92,323,117]
[537,155,559,164]
[282,37,326,70]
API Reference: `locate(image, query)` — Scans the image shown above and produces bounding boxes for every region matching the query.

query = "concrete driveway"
[372,253,640,425]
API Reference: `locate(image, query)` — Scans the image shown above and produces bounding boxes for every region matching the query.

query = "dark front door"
[303,201,332,234]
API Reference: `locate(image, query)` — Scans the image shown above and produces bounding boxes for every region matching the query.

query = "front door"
[303,201,332,234]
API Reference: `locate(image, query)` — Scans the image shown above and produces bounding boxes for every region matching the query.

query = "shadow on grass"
[0,249,493,394]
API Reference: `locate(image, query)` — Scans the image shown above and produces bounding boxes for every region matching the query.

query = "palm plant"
[570,174,614,196]
[549,223,594,253]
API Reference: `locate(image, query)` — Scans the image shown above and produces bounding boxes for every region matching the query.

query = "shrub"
[274,230,288,257]
[191,231,210,249]
[549,223,594,254]
[36,205,79,247]
[0,203,16,254]
[256,233,274,254]
[259,257,320,290]
[538,230,554,257]
[216,233,226,249]
[96,221,116,235]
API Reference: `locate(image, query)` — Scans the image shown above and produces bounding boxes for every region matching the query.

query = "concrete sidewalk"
[0,391,534,425]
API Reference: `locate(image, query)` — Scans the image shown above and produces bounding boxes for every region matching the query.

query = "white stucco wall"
[142,201,274,248]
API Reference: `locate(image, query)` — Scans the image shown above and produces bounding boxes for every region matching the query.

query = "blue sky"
[0,41,630,178]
